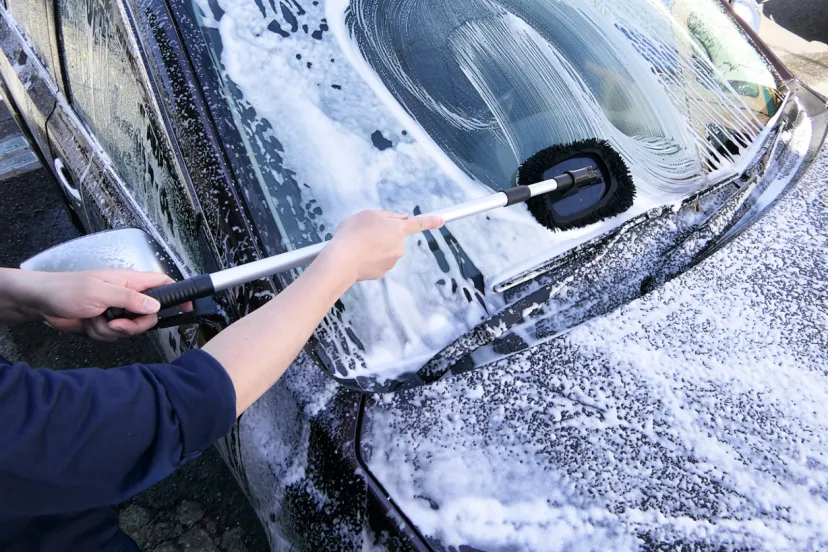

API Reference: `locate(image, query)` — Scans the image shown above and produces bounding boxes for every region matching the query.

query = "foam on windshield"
[345,0,776,194]
[195,0,780,384]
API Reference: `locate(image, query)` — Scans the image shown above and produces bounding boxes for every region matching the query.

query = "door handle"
[54,158,81,201]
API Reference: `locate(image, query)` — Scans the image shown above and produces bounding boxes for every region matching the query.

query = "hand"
[325,210,444,282]
[31,269,193,341]
[204,210,442,416]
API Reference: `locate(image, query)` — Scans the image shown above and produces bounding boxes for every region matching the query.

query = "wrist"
[313,242,359,288]
[0,268,48,323]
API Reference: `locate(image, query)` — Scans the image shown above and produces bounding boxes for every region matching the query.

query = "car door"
[47,0,205,276]
[0,0,60,168]
[42,0,230,360]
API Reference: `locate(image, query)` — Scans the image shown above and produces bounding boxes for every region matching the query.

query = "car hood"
[359,137,828,550]
[195,0,790,391]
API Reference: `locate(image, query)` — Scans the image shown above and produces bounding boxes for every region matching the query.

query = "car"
[2,0,827,550]
[729,0,767,33]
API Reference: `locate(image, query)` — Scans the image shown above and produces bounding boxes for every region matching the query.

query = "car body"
[1,0,826,550]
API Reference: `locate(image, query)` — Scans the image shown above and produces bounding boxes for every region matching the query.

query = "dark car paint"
[56,0,207,271]
[126,0,277,318]
[0,1,825,551]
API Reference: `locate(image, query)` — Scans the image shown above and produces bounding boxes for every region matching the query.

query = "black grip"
[105,274,215,321]
[569,166,602,187]
[503,185,533,206]
[541,168,601,197]
[553,172,577,195]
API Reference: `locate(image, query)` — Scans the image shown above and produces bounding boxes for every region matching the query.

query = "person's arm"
[204,211,443,416]
[0,269,40,324]
[0,350,235,516]
[0,268,190,340]
[0,210,440,510]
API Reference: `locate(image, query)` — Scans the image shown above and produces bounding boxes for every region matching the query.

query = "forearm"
[202,247,357,416]
[0,268,44,325]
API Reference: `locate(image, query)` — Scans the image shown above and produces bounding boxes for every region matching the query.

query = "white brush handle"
[107,166,600,320]
[210,175,571,290]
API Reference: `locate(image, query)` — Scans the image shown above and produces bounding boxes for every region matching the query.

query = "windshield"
[345,0,780,194]
[189,0,782,384]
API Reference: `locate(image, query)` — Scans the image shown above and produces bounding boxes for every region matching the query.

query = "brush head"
[517,139,636,232]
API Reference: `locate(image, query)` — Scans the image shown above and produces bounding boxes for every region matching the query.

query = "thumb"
[100,282,161,315]
[404,216,444,235]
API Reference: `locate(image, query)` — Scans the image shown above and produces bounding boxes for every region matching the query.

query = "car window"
[185,0,785,384]
[187,0,782,249]
[6,0,60,83]
[345,0,782,193]
[56,0,202,270]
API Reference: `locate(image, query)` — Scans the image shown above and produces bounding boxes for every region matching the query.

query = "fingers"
[38,270,183,340]
[386,212,410,220]
[102,285,192,318]
[103,270,195,314]
[98,282,161,316]
[404,216,444,235]
[44,316,85,334]
[100,269,175,291]
[107,314,159,337]
[92,269,175,314]
[84,312,158,341]
[83,317,120,342]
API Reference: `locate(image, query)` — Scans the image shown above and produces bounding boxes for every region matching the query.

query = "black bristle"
[517,139,635,232]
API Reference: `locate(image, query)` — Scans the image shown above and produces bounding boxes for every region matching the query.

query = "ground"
[1,3,826,551]
[762,0,828,96]
[765,0,827,44]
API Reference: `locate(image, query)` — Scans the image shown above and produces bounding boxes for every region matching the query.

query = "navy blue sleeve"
[0,350,237,517]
